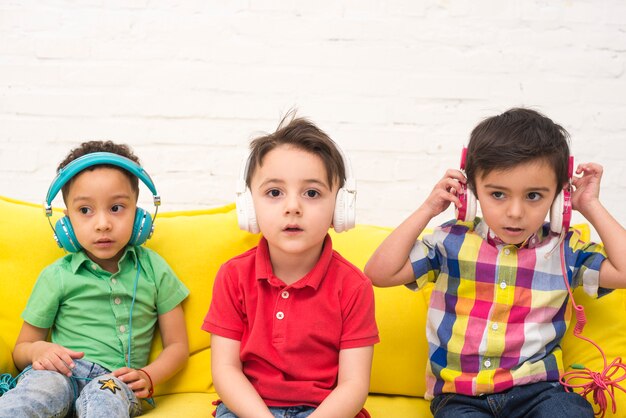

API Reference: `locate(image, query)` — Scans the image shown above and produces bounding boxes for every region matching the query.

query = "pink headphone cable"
[559,241,626,417]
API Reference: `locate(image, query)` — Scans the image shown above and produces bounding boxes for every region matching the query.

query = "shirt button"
[492,323,499,331]
[504,249,511,255]
[484,359,492,368]
[281,291,290,299]
[114,297,122,305]
[119,325,126,333]
[91,263,99,270]
[500,282,507,289]
[276,312,285,320]
[111,278,117,284]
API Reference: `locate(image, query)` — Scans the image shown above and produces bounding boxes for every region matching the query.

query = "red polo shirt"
[202,235,379,407]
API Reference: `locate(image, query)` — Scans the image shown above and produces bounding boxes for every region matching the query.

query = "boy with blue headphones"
[365,108,626,418]
[0,141,189,417]
[203,113,379,418]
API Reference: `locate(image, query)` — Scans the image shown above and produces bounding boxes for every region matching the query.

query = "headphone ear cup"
[236,188,259,234]
[54,216,82,252]
[456,184,477,223]
[129,207,153,246]
[333,187,356,233]
[550,189,571,235]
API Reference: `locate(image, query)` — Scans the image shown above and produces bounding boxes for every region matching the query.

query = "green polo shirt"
[22,246,189,371]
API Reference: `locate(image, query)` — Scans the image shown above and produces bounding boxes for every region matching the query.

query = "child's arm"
[12,322,84,375]
[572,162,626,288]
[211,334,274,418]
[113,304,189,398]
[365,169,465,287]
[309,346,374,418]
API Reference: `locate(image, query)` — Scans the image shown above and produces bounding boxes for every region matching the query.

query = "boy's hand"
[420,169,466,219]
[112,367,152,398]
[572,162,603,214]
[30,341,84,377]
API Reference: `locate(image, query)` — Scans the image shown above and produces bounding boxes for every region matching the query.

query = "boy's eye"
[111,204,123,213]
[267,189,281,198]
[491,191,505,199]
[305,190,320,198]
[79,207,91,215]
[527,192,542,201]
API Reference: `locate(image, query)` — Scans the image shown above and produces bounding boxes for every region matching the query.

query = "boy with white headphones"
[0,141,189,417]
[365,108,626,418]
[203,113,379,418]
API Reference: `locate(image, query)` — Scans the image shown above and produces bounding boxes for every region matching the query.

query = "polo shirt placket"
[271,284,291,345]
[88,262,132,365]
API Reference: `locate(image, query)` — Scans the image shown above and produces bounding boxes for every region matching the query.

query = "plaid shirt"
[409,218,608,399]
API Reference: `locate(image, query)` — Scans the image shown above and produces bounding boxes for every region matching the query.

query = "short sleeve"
[340,278,379,350]
[565,228,608,298]
[144,249,189,314]
[202,263,245,340]
[407,231,441,291]
[22,265,63,329]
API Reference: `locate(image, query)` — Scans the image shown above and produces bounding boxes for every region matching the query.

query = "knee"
[77,374,139,415]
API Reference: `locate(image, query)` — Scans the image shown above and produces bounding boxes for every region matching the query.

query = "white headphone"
[235,142,357,234]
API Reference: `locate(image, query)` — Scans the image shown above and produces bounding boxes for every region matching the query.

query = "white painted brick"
[1,0,625,237]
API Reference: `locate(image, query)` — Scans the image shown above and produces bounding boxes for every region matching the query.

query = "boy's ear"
[63,209,68,217]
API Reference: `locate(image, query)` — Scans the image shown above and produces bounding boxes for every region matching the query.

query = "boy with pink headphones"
[365,108,626,418]
[203,113,379,418]
[0,141,189,416]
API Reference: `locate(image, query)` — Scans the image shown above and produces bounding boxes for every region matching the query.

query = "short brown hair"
[57,140,141,201]
[246,112,346,189]
[465,108,570,195]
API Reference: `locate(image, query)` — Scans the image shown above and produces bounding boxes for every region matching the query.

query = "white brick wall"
[1,1,625,241]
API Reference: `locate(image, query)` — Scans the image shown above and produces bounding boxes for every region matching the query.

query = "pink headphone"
[455,147,573,235]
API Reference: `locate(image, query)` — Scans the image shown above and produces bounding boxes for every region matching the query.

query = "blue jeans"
[430,381,593,418]
[0,359,142,418]
[215,402,315,418]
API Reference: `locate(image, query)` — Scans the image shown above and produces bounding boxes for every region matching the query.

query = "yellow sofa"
[1,195,625,417]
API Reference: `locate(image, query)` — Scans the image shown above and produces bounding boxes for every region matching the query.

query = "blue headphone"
[44,152,161,252]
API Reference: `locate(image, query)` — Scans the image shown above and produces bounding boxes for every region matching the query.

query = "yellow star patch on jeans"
[98,378,120,394]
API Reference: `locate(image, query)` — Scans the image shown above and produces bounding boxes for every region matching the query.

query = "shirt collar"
[255,234,333,290]
[474,218,549,249]
[69,246,138,274]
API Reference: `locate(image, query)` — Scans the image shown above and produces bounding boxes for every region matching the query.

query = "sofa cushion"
[0,196,66,365]
[330,227,431,397]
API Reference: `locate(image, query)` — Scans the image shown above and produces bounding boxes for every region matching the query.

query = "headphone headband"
[45,152,160,215]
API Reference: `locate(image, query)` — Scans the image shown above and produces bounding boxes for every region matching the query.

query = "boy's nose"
[284,195,302,215]
[95,214,112,231]
[506,199,524,218]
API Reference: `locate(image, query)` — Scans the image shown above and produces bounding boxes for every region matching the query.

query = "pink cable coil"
[559,241,626,418]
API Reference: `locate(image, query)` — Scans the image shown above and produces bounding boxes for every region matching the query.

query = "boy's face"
[474,159,558,245]
[250,145,337,272]
[64,167,137,272]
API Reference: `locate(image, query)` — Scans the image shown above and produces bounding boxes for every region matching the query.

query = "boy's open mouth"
[283,225,303,232]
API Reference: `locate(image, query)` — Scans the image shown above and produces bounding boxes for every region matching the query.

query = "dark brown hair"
[246,112,346,189]
[465,108,570,195]
[57,140,141,201]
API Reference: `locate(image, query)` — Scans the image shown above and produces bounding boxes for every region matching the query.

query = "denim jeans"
[0,359,141,418]
[215,402,315,418]
[430,381,594,418]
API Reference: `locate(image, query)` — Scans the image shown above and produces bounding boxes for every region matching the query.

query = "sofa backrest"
[0,196,433,397]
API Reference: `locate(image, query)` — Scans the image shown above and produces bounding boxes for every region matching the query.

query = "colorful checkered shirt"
[408,218,608,400]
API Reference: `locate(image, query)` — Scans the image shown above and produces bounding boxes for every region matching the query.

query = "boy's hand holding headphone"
[419,169,467,221]
[571,162,604,216]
